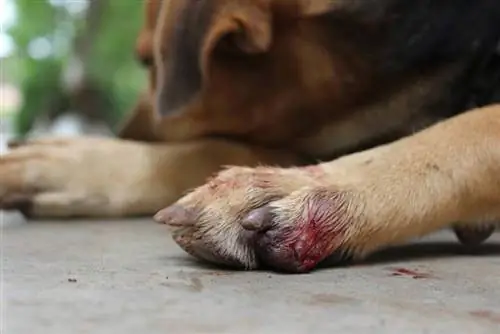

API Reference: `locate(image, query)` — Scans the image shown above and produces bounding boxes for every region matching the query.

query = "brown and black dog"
[2,0,500,273]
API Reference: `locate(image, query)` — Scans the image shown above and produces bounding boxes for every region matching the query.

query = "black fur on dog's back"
[321,0,500,108]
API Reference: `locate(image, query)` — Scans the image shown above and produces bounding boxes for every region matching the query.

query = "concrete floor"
[2,212,500,333]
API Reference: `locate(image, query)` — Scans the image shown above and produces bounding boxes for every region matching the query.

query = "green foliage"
[6,0,147,136]
[90,1,147,126]
[15,59,65,135]
[8,0,59,51]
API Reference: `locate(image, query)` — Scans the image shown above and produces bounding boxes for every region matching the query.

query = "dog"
[2,0,500,273]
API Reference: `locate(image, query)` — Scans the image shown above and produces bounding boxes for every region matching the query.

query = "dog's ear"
[201,3,272,75]
[208,3,272,54]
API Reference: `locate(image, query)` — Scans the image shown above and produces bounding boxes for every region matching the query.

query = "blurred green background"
[0,0,147,137]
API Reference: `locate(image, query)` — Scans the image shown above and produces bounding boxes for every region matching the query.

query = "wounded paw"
[155,166,358,273]
[243,189,352,272]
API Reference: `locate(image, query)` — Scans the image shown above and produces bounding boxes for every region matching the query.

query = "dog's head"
[150,0,370,145]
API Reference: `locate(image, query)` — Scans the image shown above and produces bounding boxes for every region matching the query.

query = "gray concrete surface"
[2,212,500,334]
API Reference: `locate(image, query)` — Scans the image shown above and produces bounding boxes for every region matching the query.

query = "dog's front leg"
[158,105,500,272]
[0,137,301,218]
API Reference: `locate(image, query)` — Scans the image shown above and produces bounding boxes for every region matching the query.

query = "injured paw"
[243,189,352,272]
[155,166,358,273]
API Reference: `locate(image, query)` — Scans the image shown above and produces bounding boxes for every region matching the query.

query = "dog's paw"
[155,166,359,272]
[0,137,162,218]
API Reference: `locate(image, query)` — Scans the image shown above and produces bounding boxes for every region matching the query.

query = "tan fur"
[0,137,301,217]
[1,0,498,271]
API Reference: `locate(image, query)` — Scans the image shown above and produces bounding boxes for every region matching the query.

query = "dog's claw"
[154,204,196,226]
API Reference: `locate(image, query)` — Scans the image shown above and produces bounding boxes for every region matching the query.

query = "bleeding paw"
[155,166,357,272]
[242,189,352,272]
